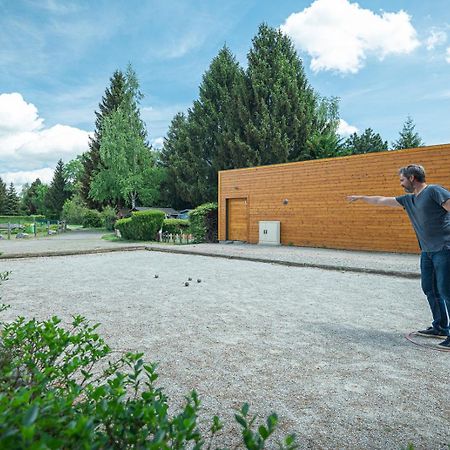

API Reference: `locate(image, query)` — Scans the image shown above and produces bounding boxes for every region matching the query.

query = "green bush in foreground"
[0,282,297,448]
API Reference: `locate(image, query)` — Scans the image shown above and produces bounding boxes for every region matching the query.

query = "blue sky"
[1,0,449,189]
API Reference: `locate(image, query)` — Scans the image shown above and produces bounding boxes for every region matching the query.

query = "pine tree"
[45,160,71,218]
[159,112,196,209]
[0,177,7,214]
[392,116,424,150]
[343,128,388,154]
[81,70,127,209]
[245,23,317,165]
[160,47,247,206]
[5,183,20,215]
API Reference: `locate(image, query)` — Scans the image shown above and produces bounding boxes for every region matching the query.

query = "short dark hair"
[398,164,426,182]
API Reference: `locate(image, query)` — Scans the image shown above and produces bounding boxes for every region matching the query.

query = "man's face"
[400,174,414,193]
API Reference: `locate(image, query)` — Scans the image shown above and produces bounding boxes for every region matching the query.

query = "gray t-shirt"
[396,184,450,252]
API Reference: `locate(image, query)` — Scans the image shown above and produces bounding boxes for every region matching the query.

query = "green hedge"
[115,210,165,241]
[0,215,45,222]
[162,218,190,235]
[189,202,218,243]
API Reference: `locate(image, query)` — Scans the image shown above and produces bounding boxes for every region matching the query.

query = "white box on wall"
[258,221,280,245]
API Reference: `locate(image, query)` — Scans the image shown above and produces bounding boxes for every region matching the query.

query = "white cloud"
[280,0,420,73]
[0,93,44,134]
[446,47,450,63]
[337,119,358,137]
[425,29,447,50]
[0,92,90,186]
[151,137,164,149]
[1,168,55,192]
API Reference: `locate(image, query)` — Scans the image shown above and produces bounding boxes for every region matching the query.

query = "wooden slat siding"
[218,144,450,253]
[227,198,248,241]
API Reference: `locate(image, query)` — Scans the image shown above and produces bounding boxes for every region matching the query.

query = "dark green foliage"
[343,128,388,155]
[162,218,190,235]
[20,178,44,215]
[81,70,127,209]
[160,24,340,208]
[158,112,194,209]
[115,210,165,240]
[160,47,245,206]
[245,23,318,165]
[392,116,424,150]
[82,209,103,228]
[0,178,7,215]
[189,202,218,243]
[4,183,20,215]
[45,159,71,219]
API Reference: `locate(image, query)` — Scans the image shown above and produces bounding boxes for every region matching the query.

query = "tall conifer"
[45,159,71,218]
[81,70,127,209]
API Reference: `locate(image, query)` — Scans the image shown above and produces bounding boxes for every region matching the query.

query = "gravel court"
[1,250,449,449]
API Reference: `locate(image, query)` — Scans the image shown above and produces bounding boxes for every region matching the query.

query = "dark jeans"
[420,248,450,336]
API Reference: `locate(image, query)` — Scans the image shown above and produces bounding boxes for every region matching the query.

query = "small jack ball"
[184,282,189,287]
[188,277,192,281]
[154,274,159,278]
[197,279,201,283]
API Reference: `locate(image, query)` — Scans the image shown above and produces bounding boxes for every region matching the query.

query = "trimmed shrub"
[115,217,133,239]
[189,202,218,243]
[115,210,164,241]
[101,206,116,231]
[162,218,190,235]
[82,209,103,228]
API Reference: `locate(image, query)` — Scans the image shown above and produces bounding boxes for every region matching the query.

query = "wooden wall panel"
[218,144,450,253]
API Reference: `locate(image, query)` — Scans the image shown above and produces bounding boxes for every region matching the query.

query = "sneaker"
[416,327,447,338]
[438,337,450,349]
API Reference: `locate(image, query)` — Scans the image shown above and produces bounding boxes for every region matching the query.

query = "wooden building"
[218,143,450,253]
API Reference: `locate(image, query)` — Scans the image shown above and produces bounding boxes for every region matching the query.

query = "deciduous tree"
[81,70,127,209]
[90,66,159,209]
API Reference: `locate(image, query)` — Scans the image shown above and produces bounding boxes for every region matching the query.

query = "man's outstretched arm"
[347,195,401,207]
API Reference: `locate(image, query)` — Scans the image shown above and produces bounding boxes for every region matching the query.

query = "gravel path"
[0,230,420,277]
[1,250,448,449]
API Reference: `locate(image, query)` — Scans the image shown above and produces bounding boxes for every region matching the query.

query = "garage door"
[227,198,248,241]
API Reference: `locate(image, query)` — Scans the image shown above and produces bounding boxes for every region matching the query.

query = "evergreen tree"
[343,128,388,154]
[81,70,127,209]
[0,177,6,214]
[392,116,424,150]
[159,113,196,209]
[90,65,159,209]
[161,46,247,205]
[45,160,71,218]
[5,183,20,215]
[21,178,43,215]
[244,23,317,165]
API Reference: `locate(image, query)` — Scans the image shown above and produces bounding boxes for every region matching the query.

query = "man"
[347,164,450,349]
